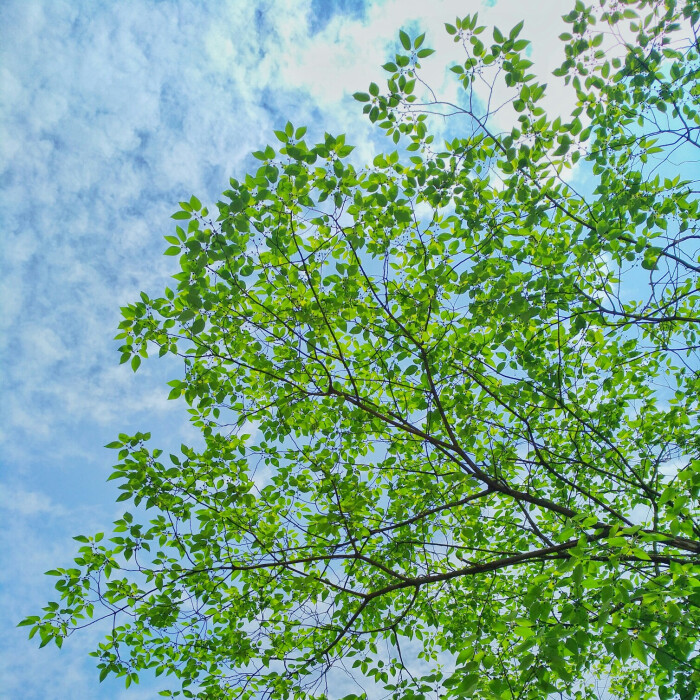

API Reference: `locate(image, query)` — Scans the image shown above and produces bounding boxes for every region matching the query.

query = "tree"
[22,0,700,697]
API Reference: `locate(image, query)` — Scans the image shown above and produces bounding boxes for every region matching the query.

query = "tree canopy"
[22,0,700,698]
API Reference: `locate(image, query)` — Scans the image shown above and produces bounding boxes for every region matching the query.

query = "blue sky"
[0,1,577,697]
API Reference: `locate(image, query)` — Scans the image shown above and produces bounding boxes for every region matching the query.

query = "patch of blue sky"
[310,0,369,34]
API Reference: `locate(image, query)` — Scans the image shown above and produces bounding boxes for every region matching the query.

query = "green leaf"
[617,638,631,661]
[456,674,479,696]
[399,30,411,50]
[191,317,205,335]
[631,640,647,663]
[655,647,675,670]
[17,616,40,627]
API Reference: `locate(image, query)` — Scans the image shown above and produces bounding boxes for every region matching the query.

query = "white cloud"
[0,486,67,517]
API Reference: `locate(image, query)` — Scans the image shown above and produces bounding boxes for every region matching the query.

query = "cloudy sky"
[1,0,573,697]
